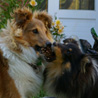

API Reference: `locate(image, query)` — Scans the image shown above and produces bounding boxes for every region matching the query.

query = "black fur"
[44,43,98,98]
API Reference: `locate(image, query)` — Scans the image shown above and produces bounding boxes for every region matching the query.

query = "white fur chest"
[0,44,43,98]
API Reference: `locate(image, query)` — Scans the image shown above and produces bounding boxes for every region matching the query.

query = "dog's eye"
[32,29,39,34]
[67,48,72,54]
[67,50,71,54]
[46,31,47,34]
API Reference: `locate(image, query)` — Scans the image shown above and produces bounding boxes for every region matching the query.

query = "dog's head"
[63,38,79,46]
[33,11,54,43]
[11,7,53,51]
[43,43,94,97]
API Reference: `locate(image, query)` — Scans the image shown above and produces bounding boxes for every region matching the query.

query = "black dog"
[63,38,98,55]
[42,43,98,98]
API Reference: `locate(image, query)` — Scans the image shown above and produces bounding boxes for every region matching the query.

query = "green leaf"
[91,28,98,37]
[36,57,42,66]
[53,33,59,35]
[55,16,57,20]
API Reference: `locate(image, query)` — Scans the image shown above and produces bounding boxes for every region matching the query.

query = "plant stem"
[0,5,7,11]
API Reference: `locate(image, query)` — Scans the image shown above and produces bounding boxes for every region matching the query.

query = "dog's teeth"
[62,72,64,74]
[46,51,49,53]
[41,48,44,50]
[42,48,45,50]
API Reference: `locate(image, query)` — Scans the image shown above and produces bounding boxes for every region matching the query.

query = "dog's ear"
[12,7,33,28]
[80,55,92,73]
[33,11,52,28]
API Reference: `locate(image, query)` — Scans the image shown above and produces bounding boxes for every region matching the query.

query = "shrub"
[0,0,47,29]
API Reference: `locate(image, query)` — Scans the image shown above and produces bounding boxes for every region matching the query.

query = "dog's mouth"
[41,45,56,62]
[35,45,42,52]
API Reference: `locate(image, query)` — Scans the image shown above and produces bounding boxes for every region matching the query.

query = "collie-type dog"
[42,43,98,98]
[0,7,53,98]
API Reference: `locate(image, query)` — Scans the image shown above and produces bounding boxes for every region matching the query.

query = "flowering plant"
[30,0,37,6]
[0,0,45,29]
[50,17,65,42]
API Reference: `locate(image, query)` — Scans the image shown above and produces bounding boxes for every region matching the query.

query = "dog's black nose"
[46,41,51,47]
[53,42,57,46]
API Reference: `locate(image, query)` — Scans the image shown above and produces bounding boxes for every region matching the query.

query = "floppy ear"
[33,11,52,28]
[80,55,92,73]
[12,7,33,28]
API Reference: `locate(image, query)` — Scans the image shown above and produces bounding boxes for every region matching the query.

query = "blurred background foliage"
[0,0,48,29]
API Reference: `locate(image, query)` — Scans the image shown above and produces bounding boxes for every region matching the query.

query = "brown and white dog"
[42,43,98,98]
[0,7,53,98]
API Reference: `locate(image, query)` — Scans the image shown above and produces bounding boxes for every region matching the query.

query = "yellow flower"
[62,26,64,30]
[30,0,37,6]
[56,25,60,29]
[52,22,55,26]
[58,29,63,34]
[55,20,61,25]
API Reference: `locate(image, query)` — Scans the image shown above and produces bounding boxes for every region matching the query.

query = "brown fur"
[13,7,33,28]
[0,50,21,98]
[33,11,54,43]
[44,43,98,98]
[1,7,54,52]
[33,11,52,28]
[12,7,54,49]
[0,7,54,98]
[45,47,64,79]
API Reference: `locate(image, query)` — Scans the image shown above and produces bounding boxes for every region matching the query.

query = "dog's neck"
[0,43,43,98]
[0,43,38,64]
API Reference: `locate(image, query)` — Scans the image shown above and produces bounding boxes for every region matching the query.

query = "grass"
[33,89,47,98]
